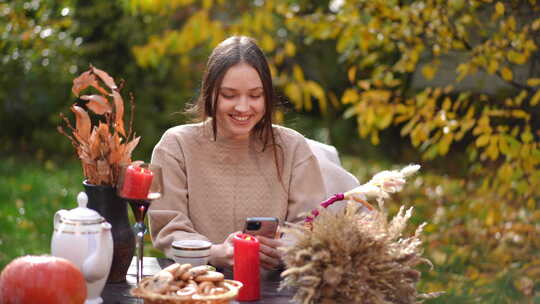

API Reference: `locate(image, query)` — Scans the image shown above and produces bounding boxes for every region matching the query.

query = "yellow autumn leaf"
[292,65,305,82]
[456,63,470,81]
[376,110,393,129]
[370,131,380,145]
[348,66,357,83]
[466,267,480,280]
[501,67,513,81]
[487,59,499,74]
[476,134,490,147]
[306,81,327,113]
[422,65,437,80]
[527,198,536,210]
[507,16,516,30]
[521,131,533,143]
[358,80,370,90]
[507,51,526,65]
[499,137,513,157]
[442,97,452,110]
[531,90,540,106]
[342,88,359,104]
[261,34,275,52]
[203,0,213,9]
[497,163,513,180]
[495,2,505,16]
[527,78,540,86]
[273,110,284,124]
[432,44,441,56]
[439,133,454,155]
[486,137,500,160]
[284,41,296,57]
[274,52,284,65]
[363,90,391,103]
[532,18,540,31]
[364,108,375,129]
[284,83,302,109]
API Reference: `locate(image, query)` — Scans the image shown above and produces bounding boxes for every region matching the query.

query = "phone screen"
[243,217,279,238]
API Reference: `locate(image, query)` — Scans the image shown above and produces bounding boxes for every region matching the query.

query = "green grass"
[0,157,82,269]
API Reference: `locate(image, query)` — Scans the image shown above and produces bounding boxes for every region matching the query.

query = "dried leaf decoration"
[280,165,443,304]
[71,105,90,141]
[58,66,140,186]
[112,91,125,136]
[80,95,112,115]
[72,70,97,97]
[91,66,117,90]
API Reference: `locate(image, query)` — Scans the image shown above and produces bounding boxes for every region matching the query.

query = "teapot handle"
[54,210,68,229]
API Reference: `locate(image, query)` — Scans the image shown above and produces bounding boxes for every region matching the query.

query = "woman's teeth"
[232,115,249,121]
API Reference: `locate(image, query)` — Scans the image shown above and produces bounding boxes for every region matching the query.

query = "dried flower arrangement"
[280,165,443,304]
[58,66,140,186]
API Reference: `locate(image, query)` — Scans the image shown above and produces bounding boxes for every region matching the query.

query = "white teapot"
[51,192,114,304]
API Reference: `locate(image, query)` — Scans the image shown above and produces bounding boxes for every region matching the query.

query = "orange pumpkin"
[0,255,87,304]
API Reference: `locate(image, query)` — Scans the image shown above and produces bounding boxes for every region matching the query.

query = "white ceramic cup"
[171,240,212,266]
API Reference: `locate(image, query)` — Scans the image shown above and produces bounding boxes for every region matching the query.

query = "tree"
[129,0,539,302]
[0,0,81,153]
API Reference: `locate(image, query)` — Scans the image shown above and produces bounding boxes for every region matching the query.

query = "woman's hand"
[256,236,284,270]
[209,231,239,269]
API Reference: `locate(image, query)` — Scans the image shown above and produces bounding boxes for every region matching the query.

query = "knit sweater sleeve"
[284,134,328,224]
[148,128,209,257]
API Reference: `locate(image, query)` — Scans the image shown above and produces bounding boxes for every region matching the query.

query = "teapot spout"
[82,222,113,283]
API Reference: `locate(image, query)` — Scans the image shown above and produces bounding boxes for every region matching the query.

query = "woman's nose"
[234,96,249,112]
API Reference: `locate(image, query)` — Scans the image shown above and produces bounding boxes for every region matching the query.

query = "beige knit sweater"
[148,122,327,256]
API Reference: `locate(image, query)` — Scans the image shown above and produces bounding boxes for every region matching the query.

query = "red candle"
[120,164,154,199]
[233,233,260,301]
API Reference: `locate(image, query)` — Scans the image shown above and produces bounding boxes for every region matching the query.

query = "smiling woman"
[148,36,328,271]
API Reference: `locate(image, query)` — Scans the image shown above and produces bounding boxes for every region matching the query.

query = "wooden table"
[102,257,295,303]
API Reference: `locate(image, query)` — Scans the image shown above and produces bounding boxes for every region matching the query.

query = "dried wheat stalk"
[280,165,443,303]
[58,66,140,186]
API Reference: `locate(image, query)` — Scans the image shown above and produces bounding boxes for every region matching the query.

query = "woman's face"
[216,62,265,140]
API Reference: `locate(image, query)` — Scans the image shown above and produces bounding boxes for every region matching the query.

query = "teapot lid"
[61,192,105,224]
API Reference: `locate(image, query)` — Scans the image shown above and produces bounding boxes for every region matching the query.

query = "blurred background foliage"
[1,0,539,302]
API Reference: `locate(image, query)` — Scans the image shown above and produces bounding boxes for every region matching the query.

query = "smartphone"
[243,217,279,239]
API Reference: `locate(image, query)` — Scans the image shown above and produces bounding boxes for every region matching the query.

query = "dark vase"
[83,180,135,283]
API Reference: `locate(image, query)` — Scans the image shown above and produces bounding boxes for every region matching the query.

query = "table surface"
[102,257,295,304]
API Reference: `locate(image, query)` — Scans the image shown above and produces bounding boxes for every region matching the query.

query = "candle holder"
[117,162,163,283]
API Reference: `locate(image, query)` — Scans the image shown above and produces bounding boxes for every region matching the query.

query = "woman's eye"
[221,93,235,99]
[250,95,262,99]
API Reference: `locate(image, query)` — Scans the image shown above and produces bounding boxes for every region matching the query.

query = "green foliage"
[0,0,81,153]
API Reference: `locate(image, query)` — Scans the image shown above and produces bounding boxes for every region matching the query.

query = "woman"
[148,36,327,270]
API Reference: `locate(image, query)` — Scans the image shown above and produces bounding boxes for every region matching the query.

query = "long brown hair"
[187,36,283,180]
